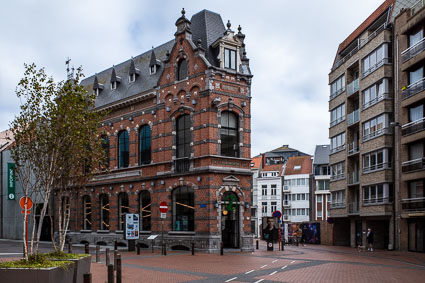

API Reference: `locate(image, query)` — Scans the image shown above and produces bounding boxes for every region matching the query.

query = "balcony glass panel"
[347,78,359,97]
[402,77,425,100]
[402,117,425,136]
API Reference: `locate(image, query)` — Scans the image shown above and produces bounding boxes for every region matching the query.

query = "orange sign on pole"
[19,197,33,254]
[19,197,33,210]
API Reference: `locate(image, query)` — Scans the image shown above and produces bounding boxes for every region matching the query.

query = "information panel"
[125,213,140,240]
[7,163,15,200]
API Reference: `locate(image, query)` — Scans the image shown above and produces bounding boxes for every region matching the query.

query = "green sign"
[7,163,15,200]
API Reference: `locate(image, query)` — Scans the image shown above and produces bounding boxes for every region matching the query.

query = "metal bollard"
[83,273,92,283]
[152,240,154,253]
[163,241,167,256]
[137,243,140,255]
[192,242,195,256]
[105,248,110,266]
[114,240,118,250]
[256,240,259,250]
[282,240,285,251]
[116,254,122,283]
[85,243,89,254]
[220,242,224,256]
[114,250,118,271]
[96,245,100,263]
[68,240,72,254]
[107,264,114,283]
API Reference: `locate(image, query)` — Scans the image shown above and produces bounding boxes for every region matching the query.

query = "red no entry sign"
[159,201,168,213]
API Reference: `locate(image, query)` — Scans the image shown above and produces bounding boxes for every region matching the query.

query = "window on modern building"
[118,192,129,231]
[118,130,129,168]
[83,195,92,230]
[176,114,191,173]
[331,190,346,207]
[330,132,346,153]
[330,103,345,127]
[100,194,110,230]
[139,125,151,165]
[408,180,425,198]
[306,209,309,216]
[224,48,236,70]
[408,140,424,160]
[410,29,423,47]
[317,180,329,190]
[262,185,267,196]
[292,208,296,215]
[330,74,345,99]
[297,194,301,201]
[221,111,239,157]
[292,194,296,201]
[271,184,277,195]
[409,66,423,85]
[271,201,277,212]
[317,210,322,217]
[301,194,306,201]
[139,191,151,231]
[173,186,194,231]
[262,202,267,214]
[362,44,388,77]
[362,114,389,141]
[363,148,391,173]
[177,59,188,81]
[331,161,345,180]
[409,104,424,123]
[317,195,323,203]
[362,79,389,110]
[363,183,392,204]
[101,135,110,169]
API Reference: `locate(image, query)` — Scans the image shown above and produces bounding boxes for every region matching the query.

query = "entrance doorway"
[409,220,425,252]
[221,191,240,248]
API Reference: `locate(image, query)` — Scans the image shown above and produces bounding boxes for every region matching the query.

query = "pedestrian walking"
[367,228,374,251]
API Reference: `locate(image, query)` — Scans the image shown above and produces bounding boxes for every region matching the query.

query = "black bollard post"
[83,273,92,283]
[137,243,140,255]
[68,240,72,254]
[192,242,195,256]
[114,240,118,251]
[96,245,100,263]
[256,240,259,250]
[114,250,118,271]
[152,240,154,253]
[105,248,110,266]
[107,264,114,283]
[163,241,167,256]
[116,254,122,283]
[220,242,224,255]
[85,243,89,254]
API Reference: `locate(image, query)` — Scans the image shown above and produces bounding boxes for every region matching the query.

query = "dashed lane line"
[225,277,237,282]
[270,271,277,276]
[290,260,296,264]
[281,265,288,269]
[245,270,255,274]
[260,264,267,269]
[254,279,264,283]
[272,259,278,263]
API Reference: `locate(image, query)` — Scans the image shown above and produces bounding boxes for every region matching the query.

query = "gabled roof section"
[270,144,309,156]
[129,59,140,76]
[262,164,284,175]
[313,145,330,165]
[284,156,312,176]
[149,50,158,67]
[110,68,121,83]
[251,156,262,169]
[191,9,226,66]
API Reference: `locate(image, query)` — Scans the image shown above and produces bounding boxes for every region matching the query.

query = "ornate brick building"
[59,9,253,252]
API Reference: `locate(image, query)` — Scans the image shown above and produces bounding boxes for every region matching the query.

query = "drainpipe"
[394,34,401,251]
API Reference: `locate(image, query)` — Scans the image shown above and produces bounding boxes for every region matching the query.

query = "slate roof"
[313,145,330,165]
[284,156,312,176]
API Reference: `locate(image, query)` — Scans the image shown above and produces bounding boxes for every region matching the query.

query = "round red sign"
[159,201,168,213]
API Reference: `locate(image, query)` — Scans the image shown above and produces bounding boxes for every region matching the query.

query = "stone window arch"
[118,130,129,168]
[139,190,151,231]
[139,125,151,165]
[172,186,194,231]
[118,192,129,231]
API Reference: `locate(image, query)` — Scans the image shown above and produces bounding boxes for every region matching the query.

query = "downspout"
[394,33,401,251]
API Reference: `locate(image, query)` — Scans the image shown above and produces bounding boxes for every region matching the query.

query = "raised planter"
[48,255,91,283]
[0,262,74,283]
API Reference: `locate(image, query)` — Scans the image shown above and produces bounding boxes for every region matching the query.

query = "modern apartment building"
[328,0,396,249]
[394,1,425,253]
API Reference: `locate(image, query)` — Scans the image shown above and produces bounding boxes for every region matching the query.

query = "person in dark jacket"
[367,228,374,251]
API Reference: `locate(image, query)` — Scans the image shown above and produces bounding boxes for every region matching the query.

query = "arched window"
[177,59,188,81]
[101,135,110,169]
[176,115,191,172]
[173,186,194,231]
[100,194,110,230]
[139,125,151,165]
[139,191,151,231]
[83,195,92,230]
[118,131,129,168]
[221,111,239,157]
[118,193,129,231]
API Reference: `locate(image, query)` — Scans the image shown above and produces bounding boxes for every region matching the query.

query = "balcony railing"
[362,127,391,142]
[401,37,425,63]
[362,93,391,110]
[363,197,392,205]
[347,109,360,126]
[175,157,190,173]
[330,144,346,154]
[402,157,425,173]
[330,202,346,209]
[402,117,425,136]
[348,142,359,155]
[411,0,425,16]
[347,79,359,97]
[402,77,425,100]
[401,197,425,212]
[348,202,359,214]
[329,87,345,100]
[362,162,391,173]
[330,173,345,182]
[362,58,391,78]
[330,116,345,127]
[283,200,291,207]
[348,171,359,185]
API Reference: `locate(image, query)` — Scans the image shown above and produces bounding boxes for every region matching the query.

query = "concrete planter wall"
[48,255,91,283]
[0,263,74,283]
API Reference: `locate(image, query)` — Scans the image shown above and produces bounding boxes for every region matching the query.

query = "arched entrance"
[221,191,240,248]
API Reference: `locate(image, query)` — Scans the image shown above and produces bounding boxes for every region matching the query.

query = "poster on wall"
[125,213,140,240]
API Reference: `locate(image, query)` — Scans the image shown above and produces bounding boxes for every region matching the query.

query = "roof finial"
[181,8,185,17]
[238,25,242,33]
[227,20,231,30]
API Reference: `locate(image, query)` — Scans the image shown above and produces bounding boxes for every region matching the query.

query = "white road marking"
[281,265,288,269]
[225,277,237,282]
[245,270,255,274]
[290,260,295,264]
[272,259,278,263]
[254,280,264,283]
[260,264,267,269]
[270,271,277,276]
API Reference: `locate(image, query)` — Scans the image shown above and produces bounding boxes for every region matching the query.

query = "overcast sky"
[0,0,385,156]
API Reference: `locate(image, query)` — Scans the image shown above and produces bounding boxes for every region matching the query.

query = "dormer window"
[111,81,117,90]
[150,65,157,75]
[224,48,236,69]
[93,76,103,96]
[95,88,100,96]
[129,73,136,83]
[110,68,121,90]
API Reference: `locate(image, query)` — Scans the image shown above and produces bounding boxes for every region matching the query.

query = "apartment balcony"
[363,197,392,205]
[348,142,359,156]
[329,87,345,101]
[330,116,345,127]
[401,77,425,100]
[401,37,425,63]
[362,162,391,174]
[362,127,391,142]
[283,200,291,207]
[347,109,360,126]
[401,197,425,213]
[347,79,359,97]
[402,157,425,173]
[401,117,425,136]
[330,202,346,209]
[362,93,391,111]
[330,173,345,182]
[283,185,290,192]
[411,0,425,16]
[347,171,359,185]
[330,144,346,155]
[348,202,360,214]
